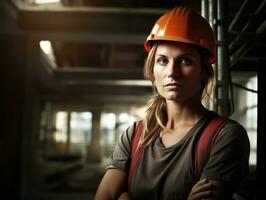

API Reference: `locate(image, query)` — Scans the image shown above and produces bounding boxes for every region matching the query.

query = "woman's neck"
[166,100,208,129]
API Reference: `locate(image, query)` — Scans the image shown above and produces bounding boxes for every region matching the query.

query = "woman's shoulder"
[209,111,246,129]
[120,120,143,142]
[208,111,248,140]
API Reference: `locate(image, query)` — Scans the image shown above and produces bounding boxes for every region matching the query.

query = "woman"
[95,6,250,200]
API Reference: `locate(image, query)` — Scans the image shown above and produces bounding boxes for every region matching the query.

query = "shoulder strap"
[195,115,229,179]
[128,121,144,188]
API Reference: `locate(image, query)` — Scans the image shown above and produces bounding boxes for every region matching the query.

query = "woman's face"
[153,42,203,102]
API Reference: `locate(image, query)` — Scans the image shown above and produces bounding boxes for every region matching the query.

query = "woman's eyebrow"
[155,54,167,57]
[177,53,195,57]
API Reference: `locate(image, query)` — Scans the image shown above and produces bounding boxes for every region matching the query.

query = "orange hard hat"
[144,6,216,64]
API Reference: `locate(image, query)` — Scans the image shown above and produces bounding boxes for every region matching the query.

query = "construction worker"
[95,6,250,200]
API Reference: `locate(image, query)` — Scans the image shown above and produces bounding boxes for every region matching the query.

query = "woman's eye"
[180,58,192,65]
[157,57,168,66]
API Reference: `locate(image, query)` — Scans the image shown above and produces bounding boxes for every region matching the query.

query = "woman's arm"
[95,123,138,200]
[188,122,249,199]
[94,169,127,200]
[187,179,234,200]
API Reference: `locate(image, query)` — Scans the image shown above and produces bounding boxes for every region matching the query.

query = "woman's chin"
[166,93,181,101]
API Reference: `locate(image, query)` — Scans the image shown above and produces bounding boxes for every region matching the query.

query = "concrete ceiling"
[2,0,266,101]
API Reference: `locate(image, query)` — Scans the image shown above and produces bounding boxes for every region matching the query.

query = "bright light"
[34,0,61,4]
[70,112,93,144]
[101,113,116,130]
[39,40,56,64]
[39,40,52,54]
[55,111,67,143]
[119,113,128,123]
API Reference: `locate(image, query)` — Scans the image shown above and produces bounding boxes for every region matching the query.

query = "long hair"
[139,44,215,146]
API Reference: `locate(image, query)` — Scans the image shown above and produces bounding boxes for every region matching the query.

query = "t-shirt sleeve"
[201,121,250,183]
[106,121,137,172]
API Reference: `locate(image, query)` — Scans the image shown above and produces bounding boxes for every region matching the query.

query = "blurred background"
[0,0,265,199]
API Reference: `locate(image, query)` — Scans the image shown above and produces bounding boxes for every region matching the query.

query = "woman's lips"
[164,83,183,88]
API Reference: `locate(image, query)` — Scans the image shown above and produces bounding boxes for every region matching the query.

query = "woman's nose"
[167,63,180,78]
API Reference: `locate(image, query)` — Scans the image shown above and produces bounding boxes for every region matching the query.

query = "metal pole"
[201,0,209,20]
[216,0,231,116]
[229,0,266,52]
[208,0,215,28]
[230,17,266,67]
[207,0,216,112]
[201,0,210,109]
[228,0,249,32]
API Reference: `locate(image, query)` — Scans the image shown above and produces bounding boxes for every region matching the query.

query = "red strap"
[195,115,228,179]
[128,121,144,188]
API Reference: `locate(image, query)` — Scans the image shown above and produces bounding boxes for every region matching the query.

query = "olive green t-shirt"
[107,111,250,200]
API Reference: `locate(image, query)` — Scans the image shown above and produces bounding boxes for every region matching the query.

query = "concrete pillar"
[86,109,101,163]
[20,39,41,200]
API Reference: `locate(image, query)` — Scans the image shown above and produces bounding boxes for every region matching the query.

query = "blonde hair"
[140,44,215,146]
